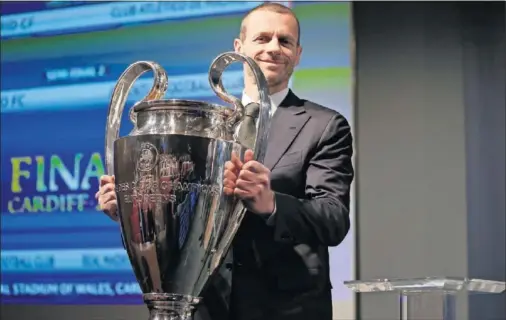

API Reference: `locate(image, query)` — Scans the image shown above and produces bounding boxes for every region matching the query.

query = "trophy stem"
[144,293,200,320]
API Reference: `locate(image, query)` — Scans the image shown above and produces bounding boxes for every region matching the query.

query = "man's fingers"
[100,201,118,215]
[233,188,252,199]
[242,160,269,174]
[224,163,239,178]
[244,149,254,163]
[238,169,256,181]
[99,193,117,205]
[223,169,238,181]
[235,178,256,191]
[100,175,114,186]
[231,151,244,168]
[97,175,118,221]
[101,183,115,194]
[224,161,236,171]
[223,178,236,189]
[223,187,235,196]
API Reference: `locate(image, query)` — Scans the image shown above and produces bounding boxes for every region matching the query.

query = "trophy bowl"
[103,52,272,320]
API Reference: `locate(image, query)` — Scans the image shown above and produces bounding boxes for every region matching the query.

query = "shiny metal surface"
[345,277,506,320]
[104,52,272,320]
[132,100,234,139]
[343,276,506,294]
[209,52,271,163]
[105,61,168,176]
[115,134,245,319]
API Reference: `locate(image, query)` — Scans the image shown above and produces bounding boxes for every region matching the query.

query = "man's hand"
[223,149,275,215]
[95,175,119,221]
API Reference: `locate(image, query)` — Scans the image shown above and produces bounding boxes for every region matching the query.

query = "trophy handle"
[105,61,168,175]
[208,52,271,163]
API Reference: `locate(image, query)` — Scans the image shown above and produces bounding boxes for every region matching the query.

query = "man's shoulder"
[299,98,349,126]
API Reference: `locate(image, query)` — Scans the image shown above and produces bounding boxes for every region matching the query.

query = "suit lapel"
[264,90,310,170]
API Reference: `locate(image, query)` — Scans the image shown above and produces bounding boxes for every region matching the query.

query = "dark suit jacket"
[202,90,354,320]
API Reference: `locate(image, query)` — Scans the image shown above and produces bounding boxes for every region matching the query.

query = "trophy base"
[144,293,201,320]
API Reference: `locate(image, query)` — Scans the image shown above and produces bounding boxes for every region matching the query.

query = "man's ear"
[294,45,303,67]
[234,38,242,53]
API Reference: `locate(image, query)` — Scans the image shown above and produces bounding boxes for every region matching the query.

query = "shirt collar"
[241,87,290,112]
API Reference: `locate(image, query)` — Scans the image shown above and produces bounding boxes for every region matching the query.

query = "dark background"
[1,2,505,319]
[354,2,505,320]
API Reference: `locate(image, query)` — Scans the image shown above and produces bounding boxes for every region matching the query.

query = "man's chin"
[252,67,285,87]
[262,71,280,82]
[266,79,286,92]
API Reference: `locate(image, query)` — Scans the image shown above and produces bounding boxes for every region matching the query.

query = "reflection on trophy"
[104,52,272,320]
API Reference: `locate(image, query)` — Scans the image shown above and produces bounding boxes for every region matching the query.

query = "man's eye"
[280,39,293,46]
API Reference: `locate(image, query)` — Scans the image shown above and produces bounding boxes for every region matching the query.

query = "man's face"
[234,10,302,92]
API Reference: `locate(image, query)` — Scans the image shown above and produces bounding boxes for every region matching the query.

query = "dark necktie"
[237,102,260,149]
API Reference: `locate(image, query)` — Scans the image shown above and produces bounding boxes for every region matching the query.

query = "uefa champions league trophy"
[104,52,272,320]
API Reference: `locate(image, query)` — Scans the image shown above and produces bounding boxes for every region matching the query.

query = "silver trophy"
[104,52,272,320]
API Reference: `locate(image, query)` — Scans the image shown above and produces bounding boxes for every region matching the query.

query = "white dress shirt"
[241,87,289,116]
[235,87,289,137]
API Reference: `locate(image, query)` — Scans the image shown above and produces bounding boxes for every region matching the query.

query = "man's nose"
[265,38,282,54]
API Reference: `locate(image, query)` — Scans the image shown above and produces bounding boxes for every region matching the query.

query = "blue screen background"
[1,1,354,311]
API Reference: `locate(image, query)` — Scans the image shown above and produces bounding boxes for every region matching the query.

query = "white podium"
[344,277,505,320]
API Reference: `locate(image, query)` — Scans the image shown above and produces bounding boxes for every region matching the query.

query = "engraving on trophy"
[159,154,195,179]
[159,154,178,178]
[138,142,159,172]
[117,153,220,205]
